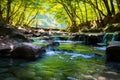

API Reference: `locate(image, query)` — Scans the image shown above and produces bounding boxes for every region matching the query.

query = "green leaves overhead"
[0,0,120,32]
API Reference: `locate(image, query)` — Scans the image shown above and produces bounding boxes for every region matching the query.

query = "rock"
[10,33,30,42]
[0,26,30,42]
[116,32,120,41]
[0,48,11,57]
[106,41,120,62]
[87,35,99,45]
[48,41,60,47]
[72,34,87,41]
[0,41,14,57]
[42,36,52,40]
[11,42,46,60]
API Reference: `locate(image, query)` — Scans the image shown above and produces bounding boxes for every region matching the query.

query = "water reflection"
[0,37,120,80]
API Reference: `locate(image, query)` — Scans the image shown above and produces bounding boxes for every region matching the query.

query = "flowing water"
[0,36,120,80]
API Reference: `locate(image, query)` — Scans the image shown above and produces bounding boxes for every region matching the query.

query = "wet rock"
[42,36,52,40]
[33,33,41,37]
[116,32,120,41]
[72,34,87,41]
[49,42,60,47]
[0,25,30,42]
[10,33,29,42]
[0,40,14,57]
[87,35,100,45]
[11,42,46,60]
[106,41,120,62]
[0,48,11,57]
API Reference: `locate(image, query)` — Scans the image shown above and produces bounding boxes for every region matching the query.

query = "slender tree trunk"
[76,0,84,23]
[116,0,120,12]
[27,11,38,26]
[15,6,27,26]
[6,0,12,23]
[110,0,115,15]
[102,0,112,16]
[25,10,34,24]
[79,7,84,22]
[10,1,22,18]
[95,0,103,26]
[0,0,4,23]
[84,0,88,22]
[0,3,2,22]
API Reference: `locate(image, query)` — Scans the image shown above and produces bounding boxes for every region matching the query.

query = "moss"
[4,41,106,80]
[57,43,105,55]
[6,52,106,80]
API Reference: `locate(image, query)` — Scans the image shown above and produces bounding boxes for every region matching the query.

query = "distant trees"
[0,0,120,32]
[0,0,44,27]
[55,0,120,32]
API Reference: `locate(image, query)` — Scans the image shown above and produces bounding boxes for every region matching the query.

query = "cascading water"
[45,47,95,59]
[94,33,117,51]
[1,35,119,80]
[102,33,117,44]
[111,33,117,41]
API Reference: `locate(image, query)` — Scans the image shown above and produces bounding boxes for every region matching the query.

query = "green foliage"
[0,0,120,32]
[81,28,103,33]
[104,23,120,32]
[57,43,105,55]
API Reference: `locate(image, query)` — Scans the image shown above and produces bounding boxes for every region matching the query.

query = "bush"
[104,23,120,32]
[81,28,103,33]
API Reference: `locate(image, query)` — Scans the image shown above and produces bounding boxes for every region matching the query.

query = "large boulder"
[11,42,46,60]
[106,41,120,62]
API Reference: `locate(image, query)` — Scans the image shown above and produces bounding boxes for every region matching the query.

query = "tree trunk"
[6,0,12,23]
[15,5,27,26]
[0,4,2,22]
[27,11,38,26]
[116,0,120,12]
[84,0,88,22]
[110,0,115,15]
[77,0,84,23]
[102,0,112,16]
[0,0,3,23]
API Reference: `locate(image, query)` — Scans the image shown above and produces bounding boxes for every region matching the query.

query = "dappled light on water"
[0,36,120,80]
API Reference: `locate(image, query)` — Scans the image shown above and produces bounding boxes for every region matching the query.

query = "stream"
[0,36,120,80]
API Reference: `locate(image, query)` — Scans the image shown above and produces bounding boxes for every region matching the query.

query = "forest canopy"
[0,0,120,32]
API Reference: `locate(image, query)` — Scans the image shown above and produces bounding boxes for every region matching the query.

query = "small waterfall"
[45,46,57,55]
[103,33,108,44]
[111,33,117,41]
[45,46,95,59]
[102,33,117,44]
